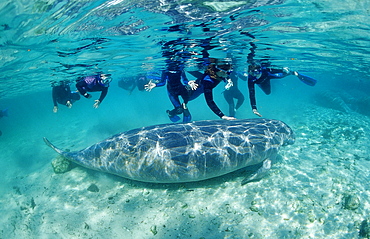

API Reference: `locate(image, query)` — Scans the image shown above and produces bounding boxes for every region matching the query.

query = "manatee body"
[44,118,295,183]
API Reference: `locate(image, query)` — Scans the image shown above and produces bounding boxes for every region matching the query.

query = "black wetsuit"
[190,74,225,119]
[248,67,290,111]
[52,84,72,107]
[76,75,109,102]
[158,69,189,109]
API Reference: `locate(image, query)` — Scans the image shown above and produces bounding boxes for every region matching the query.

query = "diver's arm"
[204,89,224,118]
[98,87,108,103]
[156,71,167,87]
[203,81,225,119]
[52,87,58,113]
[76,80,89,98]
[52,87,58,107]
[248,77,262,117]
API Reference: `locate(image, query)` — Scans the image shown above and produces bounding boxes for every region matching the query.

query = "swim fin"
[166,110,181,122]
[183,108,192,123]
[296,72,317,86]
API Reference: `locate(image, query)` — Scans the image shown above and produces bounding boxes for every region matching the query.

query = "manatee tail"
[43,137,64,155]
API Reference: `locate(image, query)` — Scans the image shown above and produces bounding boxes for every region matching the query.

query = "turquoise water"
[1,0,370,238]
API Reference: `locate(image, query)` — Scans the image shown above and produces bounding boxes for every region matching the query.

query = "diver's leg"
[182,103,191,123]
[234,89,245,110]
[223,90,235,117]
[166,90,183,122]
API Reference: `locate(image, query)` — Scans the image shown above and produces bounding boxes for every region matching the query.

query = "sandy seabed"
[1,105,370,239]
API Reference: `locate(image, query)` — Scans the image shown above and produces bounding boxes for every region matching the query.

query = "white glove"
[225,78,233,90]
[222,115,236,120]
[66,101,72,108]
[144,81,156,92]
[188,80,198,90]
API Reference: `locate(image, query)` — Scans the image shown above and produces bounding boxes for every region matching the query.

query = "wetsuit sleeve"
[76,80,88,96]
[98,87,108,102]
[203,80,224,118]
[52,87,58,106]
[181,71,189,84]
[248,76,257,110]
[66,85,72,100]
[195,73,205,85]
[155,71,167,87]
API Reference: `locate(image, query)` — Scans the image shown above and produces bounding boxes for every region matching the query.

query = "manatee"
[44,118,295,184]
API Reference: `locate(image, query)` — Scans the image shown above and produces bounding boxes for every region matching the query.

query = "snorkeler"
[76,73,112,108]
[247,61,316,117]
[187,58,236,121]
[145,65,192,122]
[245,42,317,117]
[51,80,80,113]
[145,38,196,122]
[118,75,149,94]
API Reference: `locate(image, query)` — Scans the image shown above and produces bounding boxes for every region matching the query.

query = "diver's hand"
[222,115,236,120]
[93,100,100,109]
[144,81,156,92]
[283,67,290,74]
[188,80,198,90]
[66,101,72,108]
[253,109,262,117]
[225,78,233,90]
[53,106,58,113]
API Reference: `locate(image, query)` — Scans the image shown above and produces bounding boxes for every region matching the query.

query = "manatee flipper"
[241,159,272,185]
